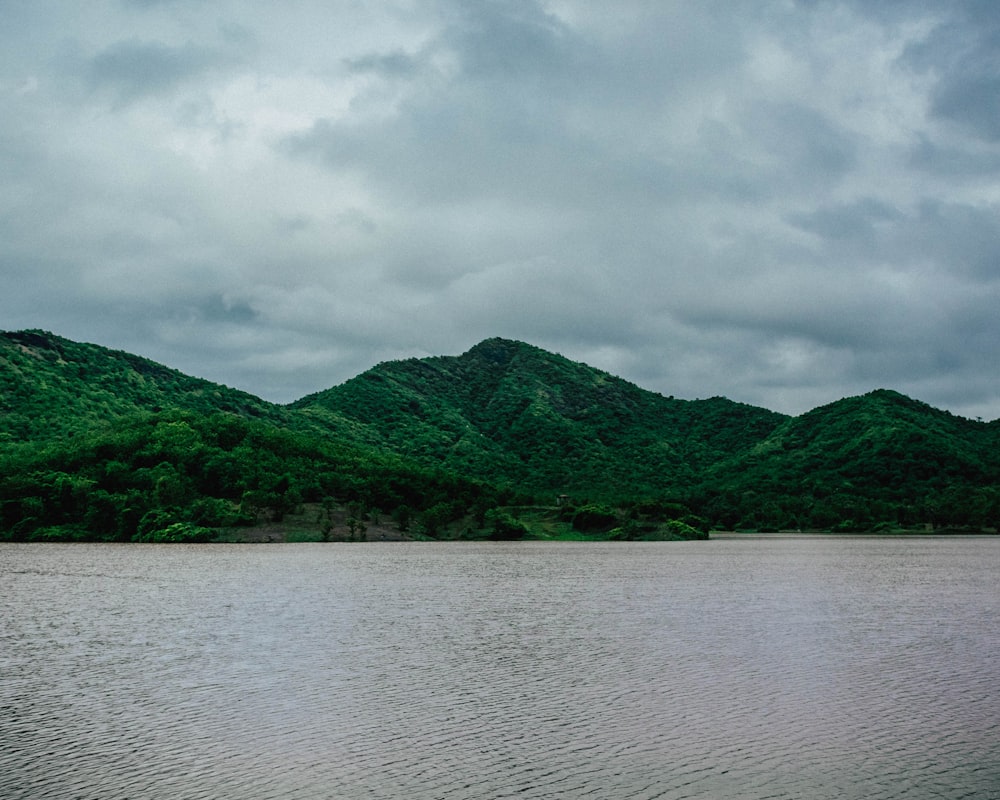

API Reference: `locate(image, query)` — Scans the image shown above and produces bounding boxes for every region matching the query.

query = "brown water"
[2,536,998,799]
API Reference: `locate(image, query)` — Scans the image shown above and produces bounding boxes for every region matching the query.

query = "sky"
[3,0,1000,419]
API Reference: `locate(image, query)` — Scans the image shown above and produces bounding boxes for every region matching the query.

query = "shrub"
[663,519,708,540]
[486,509,528,540]
[571,504,619,533]
[134,521,214,543]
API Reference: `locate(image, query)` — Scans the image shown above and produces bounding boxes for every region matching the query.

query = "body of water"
[2,536,998,799]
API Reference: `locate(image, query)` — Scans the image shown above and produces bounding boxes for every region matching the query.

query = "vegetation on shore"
[1,330,997,542]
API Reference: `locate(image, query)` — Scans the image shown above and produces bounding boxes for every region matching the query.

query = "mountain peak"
[462,337,539,365]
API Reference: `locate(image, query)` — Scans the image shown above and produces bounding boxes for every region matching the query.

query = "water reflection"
[2,538,998,799]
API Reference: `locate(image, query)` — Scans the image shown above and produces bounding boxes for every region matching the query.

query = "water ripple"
[2,538,999,799]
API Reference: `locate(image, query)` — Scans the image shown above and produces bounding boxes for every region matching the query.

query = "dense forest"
[2,330,998,542]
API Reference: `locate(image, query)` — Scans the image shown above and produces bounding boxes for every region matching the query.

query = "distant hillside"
[700,389,1000,531]
[0,330,502,544]
[293,338,787,500]
[2,329,998,539]
[0,330,286,445]
[0,329,385,453]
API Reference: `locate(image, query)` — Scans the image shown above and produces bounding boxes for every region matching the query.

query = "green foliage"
[0,330,291,447]
[0,404,499,542]
[485,509,529,540]
[696,389,1000,531]
[2,330,998,540]
[293,338,787,502]
[134,521,215,543]
[571,504,620,533]
[659,519,709,541]
[416,501,454,538]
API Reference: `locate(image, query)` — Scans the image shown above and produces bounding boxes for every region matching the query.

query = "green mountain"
[0,329,286,445]
[0,328,383,454]
[700,389,1000,531]
[0,330,500,543]
[292,337,787,500]
[2,329,998,541]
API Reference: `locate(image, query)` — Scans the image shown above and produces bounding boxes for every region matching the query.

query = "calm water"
[2,536,998,799]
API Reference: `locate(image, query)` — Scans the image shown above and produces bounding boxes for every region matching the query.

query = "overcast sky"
[3,1,1000,419]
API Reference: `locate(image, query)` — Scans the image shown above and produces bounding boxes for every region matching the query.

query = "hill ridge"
[3,328,999,538]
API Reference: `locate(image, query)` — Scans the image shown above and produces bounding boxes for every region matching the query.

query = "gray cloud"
[2,0,1000,419]
[932,75,1000,141]
[344,50,422,78]
[85,38,231,104]
[901,1,1000,140]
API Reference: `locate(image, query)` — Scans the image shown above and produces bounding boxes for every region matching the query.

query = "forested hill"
[2,329,999,540]
[700,389,1000,531]
[291,337,787,499]
[0,330,502,543]
[0,329,288,445]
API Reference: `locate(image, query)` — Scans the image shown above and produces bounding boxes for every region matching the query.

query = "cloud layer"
[3,0,1000,418]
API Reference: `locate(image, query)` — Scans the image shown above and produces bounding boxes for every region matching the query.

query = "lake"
[2,536,998,799]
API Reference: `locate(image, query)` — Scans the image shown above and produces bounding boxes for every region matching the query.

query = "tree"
[486,509,527,540]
